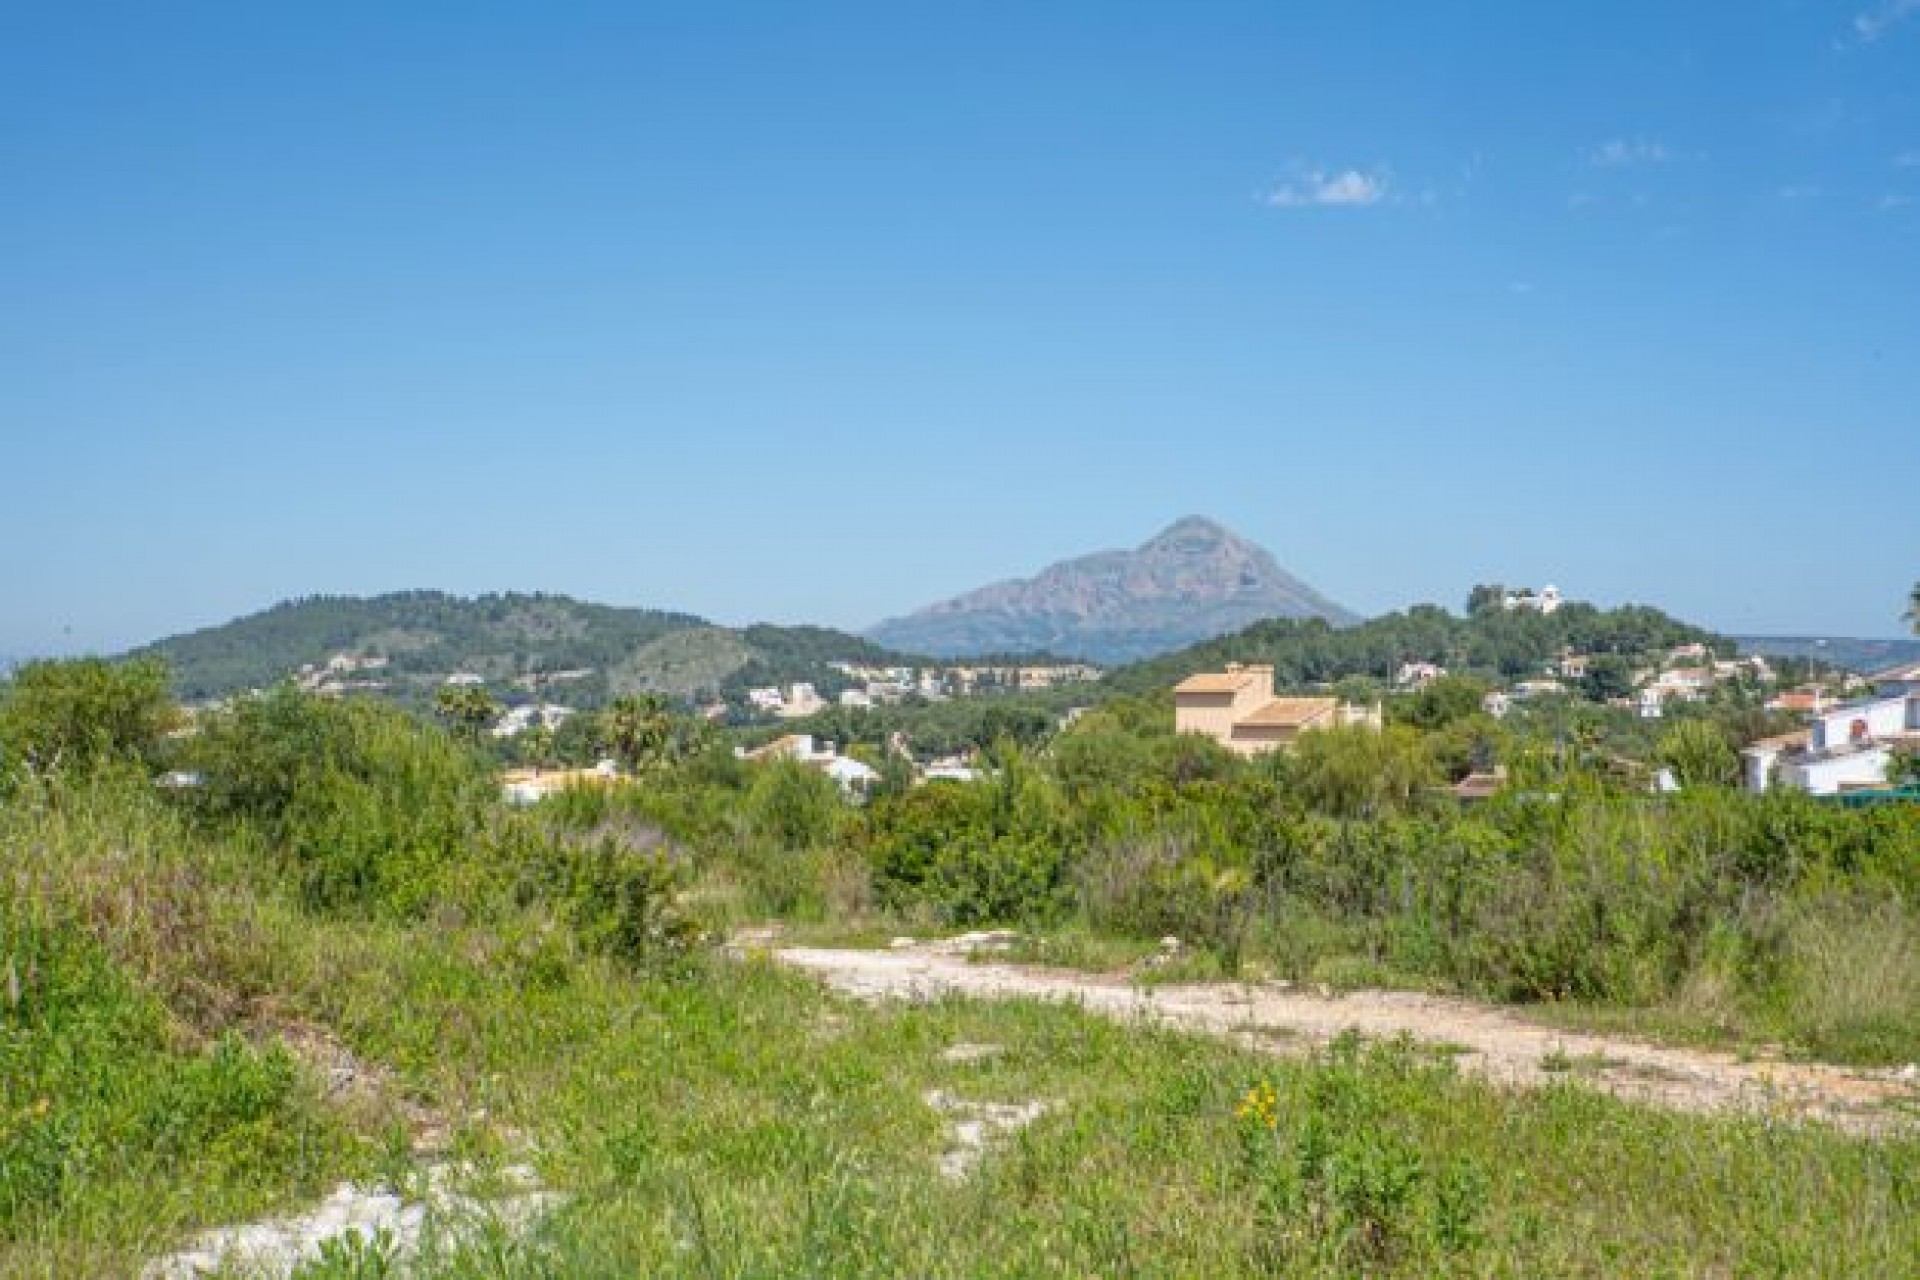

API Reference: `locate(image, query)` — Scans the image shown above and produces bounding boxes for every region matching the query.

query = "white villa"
[1742,689,1920,796]
[738,734,880,794]
[1394,661,1445,690]
[1502,585,1563,615]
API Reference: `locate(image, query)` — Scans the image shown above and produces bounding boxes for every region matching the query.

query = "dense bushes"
[178,688,499,917]
[6,656,1911,1065]
[860,750,1074,926]
[594,712,1916,1059]
[0,657,177,779]
[537,693,1920,1059]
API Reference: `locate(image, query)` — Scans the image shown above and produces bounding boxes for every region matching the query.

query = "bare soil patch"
[764,938,1918,1136]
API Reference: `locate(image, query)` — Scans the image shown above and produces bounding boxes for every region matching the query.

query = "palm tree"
[433,684,497,742]
[1907,581,1920,636]
[602,693,674,771]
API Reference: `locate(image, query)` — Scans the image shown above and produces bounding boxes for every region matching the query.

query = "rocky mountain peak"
[867,517,1357,664]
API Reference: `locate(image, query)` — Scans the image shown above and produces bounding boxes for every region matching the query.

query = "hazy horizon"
[7,509,1917,663]
[5,4,1917,655]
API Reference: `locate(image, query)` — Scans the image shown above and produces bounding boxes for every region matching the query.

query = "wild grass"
[3,669,1916,1275]
[4,776,1917,1278]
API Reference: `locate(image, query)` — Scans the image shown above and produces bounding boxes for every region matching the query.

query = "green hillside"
[133,592,914,705]
[1101,600,1725,696]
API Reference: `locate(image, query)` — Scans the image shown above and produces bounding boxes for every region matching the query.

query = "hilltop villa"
[1174,663,1380,757]
[1502,585,1563,615]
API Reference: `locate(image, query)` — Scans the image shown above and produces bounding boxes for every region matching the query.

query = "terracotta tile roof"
[1174,672,1257,694]
[1769,692,1825,711]
[1236,697,1337,728]
[1452,770,1506,800]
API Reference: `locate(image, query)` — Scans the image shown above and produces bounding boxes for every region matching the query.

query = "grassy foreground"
[3,785,1916,1277]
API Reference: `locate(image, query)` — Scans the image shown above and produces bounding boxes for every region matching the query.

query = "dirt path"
[763,938,1918,1136]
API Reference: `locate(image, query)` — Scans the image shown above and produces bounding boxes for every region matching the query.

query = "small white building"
[1502,585,1563,615]
[738,733,878,795]
[1394,661,1446,690]
[490,702,574,738]
[1776,745,1893,796]
[821,755,881,791]
[1872,661,1920,699]
[774,683,827,719]
[1807,693,1919,753]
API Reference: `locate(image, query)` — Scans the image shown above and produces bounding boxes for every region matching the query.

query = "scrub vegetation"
[2,658,1915,1276]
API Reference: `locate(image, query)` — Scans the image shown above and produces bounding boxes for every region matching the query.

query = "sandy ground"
[763,936,1918,1136]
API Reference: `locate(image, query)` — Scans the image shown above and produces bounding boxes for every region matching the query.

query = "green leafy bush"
[178,688,496,917]
[0,657,177,780]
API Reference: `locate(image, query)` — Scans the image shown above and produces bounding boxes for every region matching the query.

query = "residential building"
[1452,766,1507,803]
[1766,686,1835,715]
[1806,692,1920,752]
[1394,661,1445,690]
[1873,662,1920,699]
[1742,690,1920,795]
[490,702,575,738]
[1174,663,1381,757]
[1501,585,1563,615]
[501,759,622,806]
[739,733,879,794]
[773,682,827,719]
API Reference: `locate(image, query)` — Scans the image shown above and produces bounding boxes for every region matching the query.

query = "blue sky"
[3,1,1917,657]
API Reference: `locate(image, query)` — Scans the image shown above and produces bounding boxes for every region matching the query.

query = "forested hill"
[132,592,912,703]
[1100,601,1726,696]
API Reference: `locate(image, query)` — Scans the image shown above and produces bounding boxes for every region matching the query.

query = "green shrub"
[517,833,705,974]
[178,688,496,917]
[744,761,843,851]
[0,657,177,780]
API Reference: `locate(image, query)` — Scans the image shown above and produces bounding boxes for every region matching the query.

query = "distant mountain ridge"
[867,516,1359,664]
[1733,635,1920,675]
[131,591,911,703]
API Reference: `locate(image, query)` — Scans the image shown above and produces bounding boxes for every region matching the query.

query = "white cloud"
[1896,150,1920,168]
[1854,0,1920,42]
[1266,168,1387,209]
[1878,193,1915,210]
[1588,139,1671,168]
[1775,184,1822,199]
